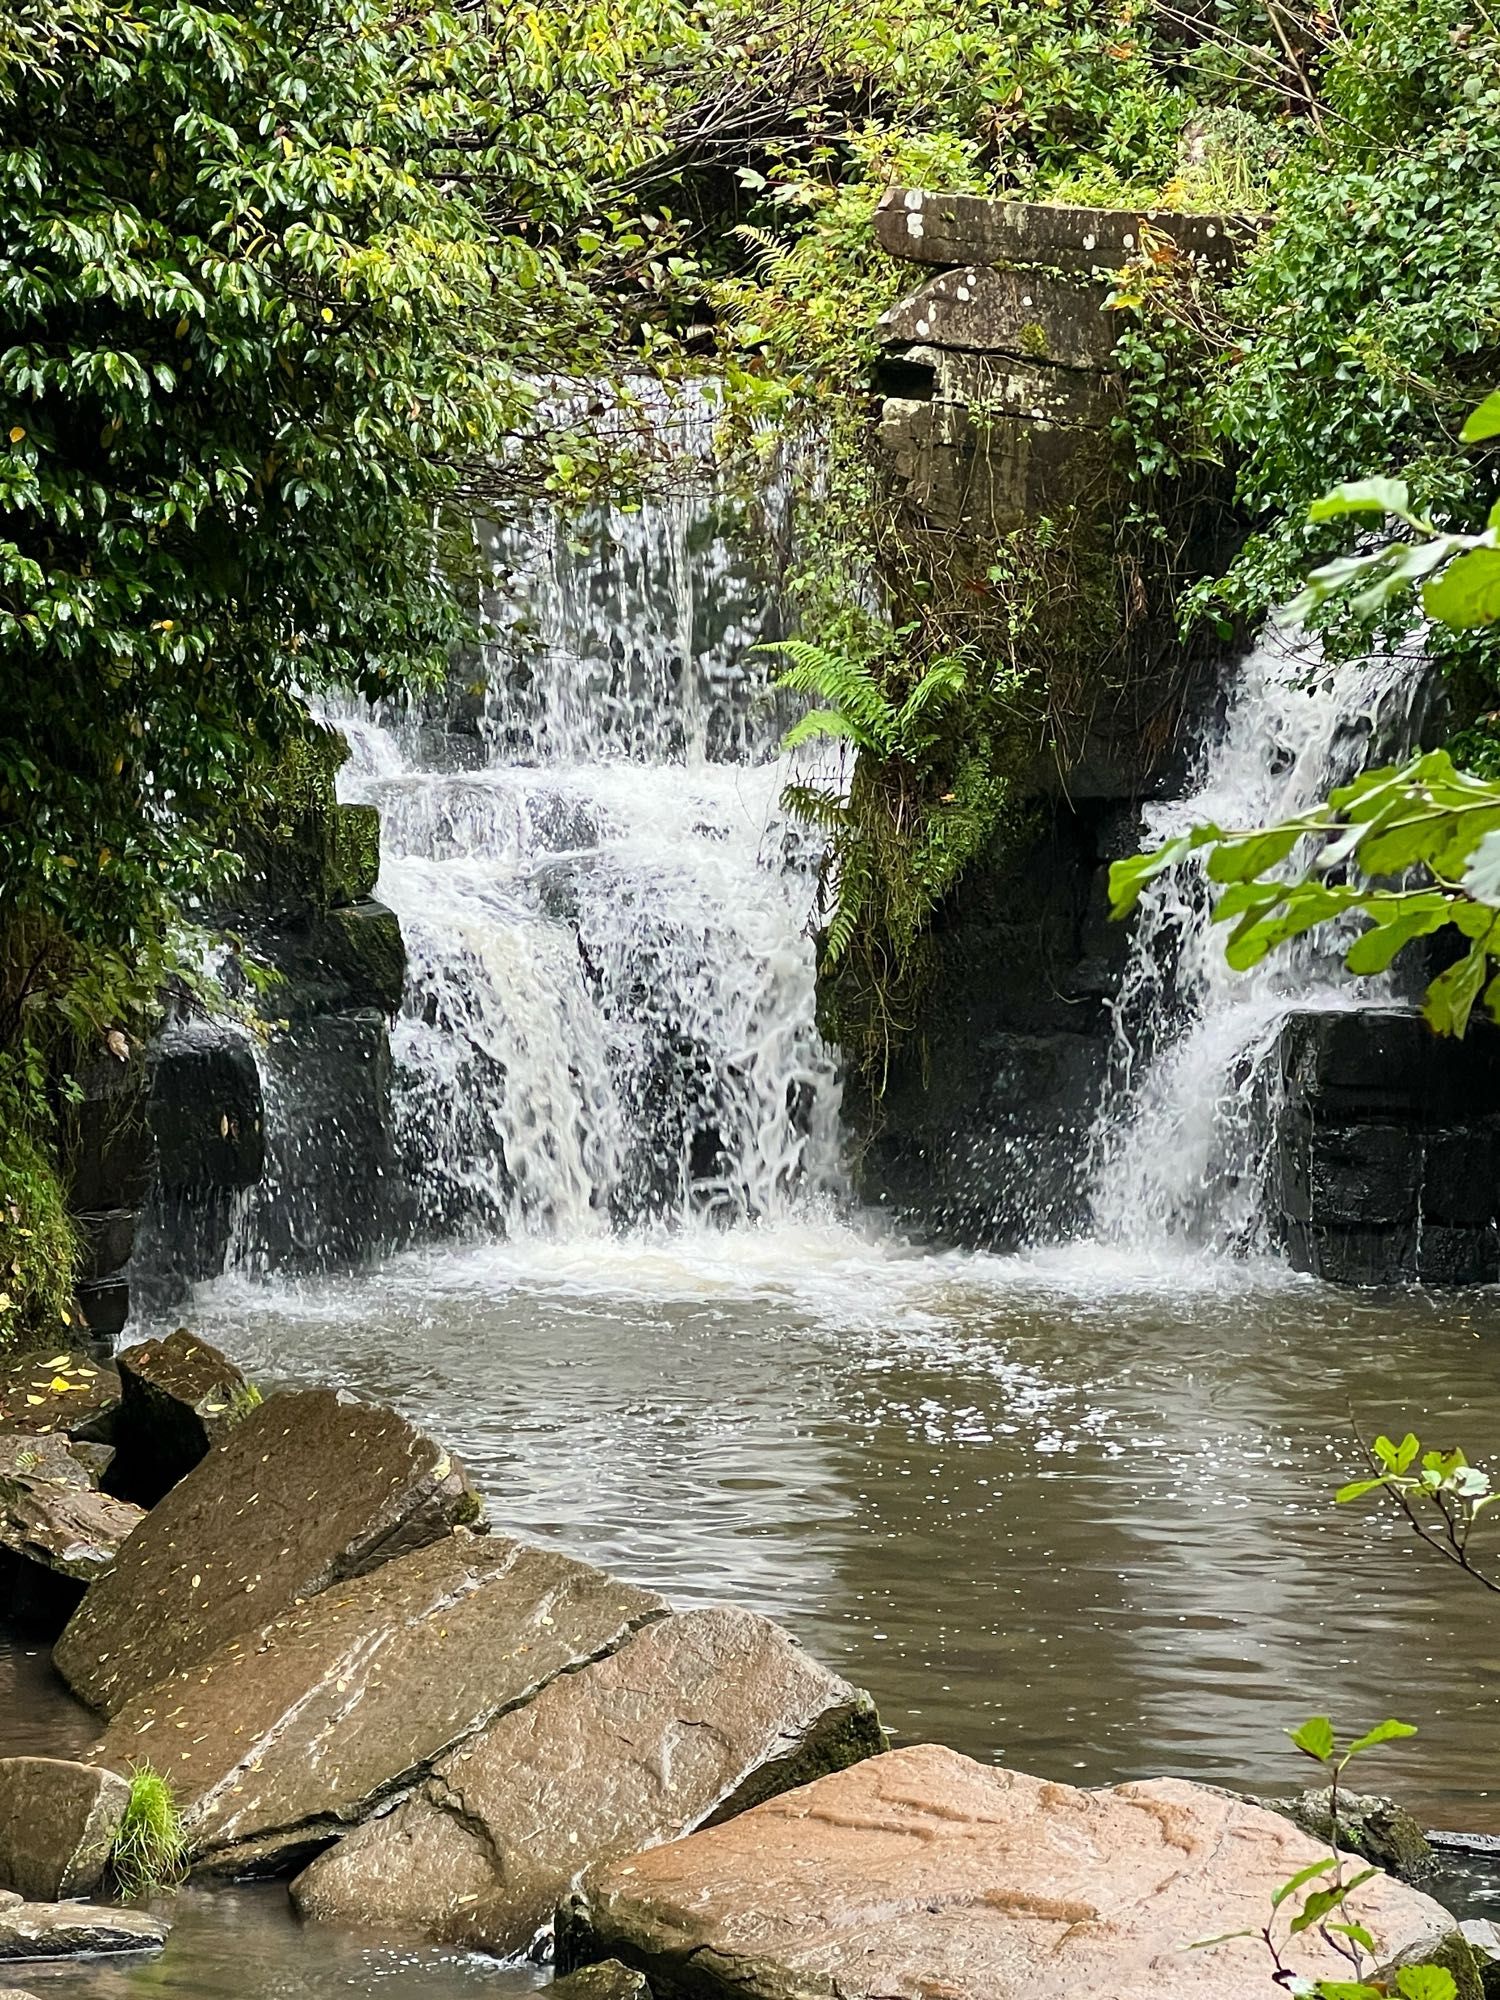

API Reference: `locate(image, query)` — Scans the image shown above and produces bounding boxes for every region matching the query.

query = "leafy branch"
[1338,1430,1500,1596]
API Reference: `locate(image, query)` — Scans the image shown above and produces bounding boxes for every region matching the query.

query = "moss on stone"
[235,726,385,919]
[0,1124,77,1354]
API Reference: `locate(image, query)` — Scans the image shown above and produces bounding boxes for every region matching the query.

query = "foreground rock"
[562,1744,1467,2000]
[293,1606,882,1951]
[0,1892,166,1961]
[0,1351,119,1442]
[111,1328,252,1506]
[0,1434,143,1583]
[97,1530,664,1875]
[55,1388,479,1714]
[0,1758,129,1901]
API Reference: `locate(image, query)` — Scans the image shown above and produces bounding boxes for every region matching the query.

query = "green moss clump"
[110,1764,189,1899]
[0,1122,77,1355]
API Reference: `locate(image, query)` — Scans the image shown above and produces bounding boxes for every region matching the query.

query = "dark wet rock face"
[0,1758,129,1902]
[291,1605,882,1952]
[0,1897,166,1961]
[0,1352,119,1443]
[561,1744,1467,2000]
[0,1434,143,1584]
[53,1388,478,1715]
[95,1532,665,1877]
[111,1329,252,1507]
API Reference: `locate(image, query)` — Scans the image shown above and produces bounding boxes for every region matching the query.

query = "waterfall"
[334,392,842,1243]
[1085,625,1423,1259]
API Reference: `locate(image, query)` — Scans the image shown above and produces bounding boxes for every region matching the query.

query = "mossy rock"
[234,729,382,919]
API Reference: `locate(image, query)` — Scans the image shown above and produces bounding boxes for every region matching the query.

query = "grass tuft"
[110,1763,188,1899]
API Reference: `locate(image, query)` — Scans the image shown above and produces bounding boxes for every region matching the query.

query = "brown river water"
[8,1211,1500,1994]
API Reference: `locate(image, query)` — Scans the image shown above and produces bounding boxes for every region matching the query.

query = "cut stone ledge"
[291,1604,883,1952]
[560,1742,1473,2000]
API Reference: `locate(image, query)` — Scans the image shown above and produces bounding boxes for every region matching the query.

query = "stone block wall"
[1277,1010,1500,1287]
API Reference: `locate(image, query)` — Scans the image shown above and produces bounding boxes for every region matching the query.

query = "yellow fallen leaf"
[25,1394,43,1405]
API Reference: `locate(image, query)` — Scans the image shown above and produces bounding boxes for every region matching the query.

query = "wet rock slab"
[292,1605,883,1951]
[0,1434,143,1583]
[96,1531,665,1876]
[112,1328,252,1506]
[0,1351,119,1442]
[0,1892,166,1960]
[563,1743,1462,2000]
[0,1757,129,1902]
[54,1387,478,1714]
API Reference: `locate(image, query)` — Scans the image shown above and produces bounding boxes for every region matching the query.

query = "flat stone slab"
[0,1351,119,1442]
[876,188,1250,275]
[0,1757,129,1902]
[880,265,1117,369]
[292,1605,883,1951]
[562,1744,1461,1999]
[0,1898,166,1961]
[97,1531,665,1876]
[113,1328,252,1506]
[0,1434,143,1584]
[54,1387,479,1714]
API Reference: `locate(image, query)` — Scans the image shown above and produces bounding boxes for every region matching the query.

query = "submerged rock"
[0,1351,119,1443]
[291,1605,882,1951]
[0,1757,129,1902]
[54,1387,479,1715]
[561,1743,1468,2000]
[0,1896,166,1961]
[95,1530,665,1876]
[550,1964,651,2000]
[111,1328,253,1507]
[1264,1786,1433,1883]
[0,1434,143,1584]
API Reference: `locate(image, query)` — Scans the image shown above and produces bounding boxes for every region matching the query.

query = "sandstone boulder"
[292,1605,882,1951]
[0,1897,166,1961]
[96,1530,664,1876]
[112,1328,253,1506]
[0,1434,143,1583]
[561,1743,1465,2000]
[0,1757,129,1902]
[0,1351,119,1443]
[54,1387,479,1714]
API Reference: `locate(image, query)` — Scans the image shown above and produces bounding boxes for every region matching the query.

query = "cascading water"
[333,393,842,1244]
[1085,624,1424,1258]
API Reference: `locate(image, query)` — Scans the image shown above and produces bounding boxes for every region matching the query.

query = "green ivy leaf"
[1345,1718,1417,1757]
[1424,545,1500,628]
[1287,1715,1337,1763]
[1461,390,1500,443]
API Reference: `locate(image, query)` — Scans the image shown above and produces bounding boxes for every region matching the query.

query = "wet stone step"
[0,1888,167,1962]
[53,1386,479,1715]
[291,1604,882,1953]
[93,1530,666,1877]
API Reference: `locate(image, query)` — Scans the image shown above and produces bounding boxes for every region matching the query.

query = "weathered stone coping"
[876,187,1254,275]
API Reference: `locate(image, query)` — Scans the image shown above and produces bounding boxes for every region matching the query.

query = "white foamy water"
[1086,627,1423,1255]
[332,394,841,1243]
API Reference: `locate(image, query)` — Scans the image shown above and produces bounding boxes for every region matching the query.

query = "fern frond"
[895,656,967,737]
[781,708,859,751]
